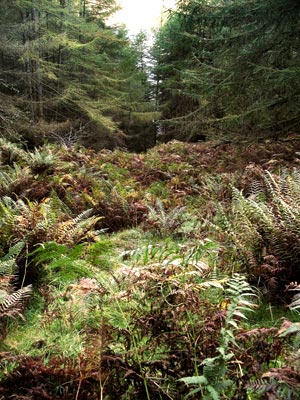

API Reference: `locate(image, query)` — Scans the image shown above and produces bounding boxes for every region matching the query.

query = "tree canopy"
[0,0,153,149]
[152,0,300,142]
[1,0,299,149]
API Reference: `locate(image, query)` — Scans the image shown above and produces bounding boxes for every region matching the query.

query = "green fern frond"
[1,241,25,261]
[180,274,255,400]
[264,170,282,198]
[225,274,257,331]
[217,170,300,293]
[49,190,73,217]
[231,186,273,227]
[0,259,14,278]
[0,163,31,196]
[0,138,27,164]
[25,146,58,174]
[0,243,24,291]
[0,196,17,235]
[146,198,186,236]
[32,241,99,284]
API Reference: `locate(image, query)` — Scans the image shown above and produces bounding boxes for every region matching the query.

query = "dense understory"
[0,137,300,399]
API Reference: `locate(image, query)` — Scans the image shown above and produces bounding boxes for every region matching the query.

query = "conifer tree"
[0,0,152,149]
[152,0,300,142]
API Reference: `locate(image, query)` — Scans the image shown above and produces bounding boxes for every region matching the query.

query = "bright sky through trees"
[109,0,176,36]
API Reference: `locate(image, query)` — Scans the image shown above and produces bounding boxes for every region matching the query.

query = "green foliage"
[0,139,27,165]
[32,242,91,284]
[0,164,32,197]
[146,198,187,236]
[180,274,257,399]
[0,195,101,248]
[152,0,300,141]
[0,139,300,398]
[0,0,153,149]
[32,238,113,284]
[214,168,300,300]
[25,146,59,174]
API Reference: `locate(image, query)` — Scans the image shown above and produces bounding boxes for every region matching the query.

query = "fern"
[0,241,24,282]
[288,283,300,312]
[180,274,256,399]
[25,146,58,174]
[246,378,279,397]
[0,285,32,318]
[0,138,27,165]
[247,375,300,399]
[0,243,32,331]
[215,170,300,297]
[53,208,102,244]
[0,163,31,196]
[2,241,25,261]
[224,273,257,331]
[32,242,92,284]
[146,198,186,236]
[212,200,262,272]
[0,194,101,248]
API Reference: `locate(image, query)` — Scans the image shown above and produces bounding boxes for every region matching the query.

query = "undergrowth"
[0,138,300,398]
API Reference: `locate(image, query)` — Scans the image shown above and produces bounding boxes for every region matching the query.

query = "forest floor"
[1,137,300,399]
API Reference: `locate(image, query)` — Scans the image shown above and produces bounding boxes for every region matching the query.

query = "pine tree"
[152,0,300,142]
[0,0,153,149]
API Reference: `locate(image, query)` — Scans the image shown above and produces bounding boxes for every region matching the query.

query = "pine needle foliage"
[0,0,152,149]
[152,0,300,141]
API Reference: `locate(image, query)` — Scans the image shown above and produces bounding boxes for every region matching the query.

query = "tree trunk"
[32,7,43,119]
[22,11,35,118]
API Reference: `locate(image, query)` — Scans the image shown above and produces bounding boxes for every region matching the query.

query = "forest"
[0,0,300,399]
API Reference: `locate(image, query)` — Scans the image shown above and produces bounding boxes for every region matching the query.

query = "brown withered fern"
[0,356,99,399]
[52,208,102,245]
[83,183,147,232]
[0,196,100,247]
[216,169,300,300]
[0,196,101,285]
[235,327,285,377]
[233,317,300,399]
[0,285,32,318]
[246,360,300,398]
